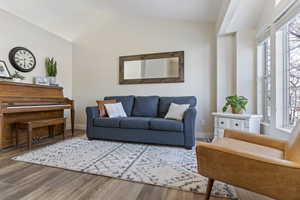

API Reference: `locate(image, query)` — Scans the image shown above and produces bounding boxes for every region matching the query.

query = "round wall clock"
[9,47,36,72]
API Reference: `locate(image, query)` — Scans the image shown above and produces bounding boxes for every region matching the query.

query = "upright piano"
[0,81,74,149]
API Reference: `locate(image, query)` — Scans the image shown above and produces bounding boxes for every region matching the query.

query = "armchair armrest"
[196,142,300,200]
[224,129,288,153]
[183,107,197,148]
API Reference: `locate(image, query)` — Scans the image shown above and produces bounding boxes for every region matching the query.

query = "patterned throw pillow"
[165,103,190,121]
[104,102,127,118]
[96,100,116,117]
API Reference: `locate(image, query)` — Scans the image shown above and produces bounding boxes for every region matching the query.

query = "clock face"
[9,47,36,72]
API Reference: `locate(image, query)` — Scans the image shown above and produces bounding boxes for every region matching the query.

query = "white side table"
[212,112,263,139]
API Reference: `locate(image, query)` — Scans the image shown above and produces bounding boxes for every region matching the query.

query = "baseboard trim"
[75,124,86,130]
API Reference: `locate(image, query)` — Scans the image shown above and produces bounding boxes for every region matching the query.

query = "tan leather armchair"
[196,122,300,200]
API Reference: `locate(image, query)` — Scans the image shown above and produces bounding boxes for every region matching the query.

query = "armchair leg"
[205,178,214,200]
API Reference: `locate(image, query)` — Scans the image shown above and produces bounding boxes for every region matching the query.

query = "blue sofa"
[86,96,197,149]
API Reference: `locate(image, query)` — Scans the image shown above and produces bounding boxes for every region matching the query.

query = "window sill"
[260,122,270,127]
[277,127,292,134]
[260,123,291,140]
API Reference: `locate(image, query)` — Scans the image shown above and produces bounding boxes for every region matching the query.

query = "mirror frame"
[119,51,184,84]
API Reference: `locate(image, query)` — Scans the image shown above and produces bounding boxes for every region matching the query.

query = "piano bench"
[15,118,66,150]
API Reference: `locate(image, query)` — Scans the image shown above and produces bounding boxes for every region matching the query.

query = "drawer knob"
[221,122,224,124]
[235,123,239,126]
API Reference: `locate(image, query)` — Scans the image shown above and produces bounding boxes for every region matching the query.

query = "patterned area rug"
[13,138,237,199]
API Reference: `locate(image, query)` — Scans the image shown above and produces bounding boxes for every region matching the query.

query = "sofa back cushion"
[104,96,134,116]
[158,96,197,118]
[132,96,159,117]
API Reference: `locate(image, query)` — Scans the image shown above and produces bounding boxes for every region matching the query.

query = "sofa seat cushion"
[132,96,159,117]
[120,117,152,130]
[94,117,122,128]
[150,118,183,132]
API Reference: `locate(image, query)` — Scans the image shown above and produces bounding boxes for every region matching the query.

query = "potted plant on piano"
[45,57,57,86]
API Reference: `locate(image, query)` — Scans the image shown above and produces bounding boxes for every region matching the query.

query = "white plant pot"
[47,77,56,85]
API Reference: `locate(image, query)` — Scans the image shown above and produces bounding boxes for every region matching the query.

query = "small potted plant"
[45,57,57,85]
[222,95,248,114]
[11,71,25,83]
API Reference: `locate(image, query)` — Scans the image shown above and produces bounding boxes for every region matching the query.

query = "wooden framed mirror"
[119,51,184,84]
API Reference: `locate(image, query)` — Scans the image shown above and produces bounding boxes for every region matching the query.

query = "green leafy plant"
[11,71,25,80]
[45,57,57,77]
[222,95,248,114]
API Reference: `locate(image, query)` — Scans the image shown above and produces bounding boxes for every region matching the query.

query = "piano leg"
[71,108,75,137]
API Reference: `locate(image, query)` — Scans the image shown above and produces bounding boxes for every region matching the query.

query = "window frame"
[261,38,272,123]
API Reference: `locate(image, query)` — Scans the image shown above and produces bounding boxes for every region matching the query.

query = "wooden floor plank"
[0,130,274,200]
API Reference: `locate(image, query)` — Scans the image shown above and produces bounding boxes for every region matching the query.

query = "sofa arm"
[86,106,100,119]
[86,106,100,138]
[183,107,197,148]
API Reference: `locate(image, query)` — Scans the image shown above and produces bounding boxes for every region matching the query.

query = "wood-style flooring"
[0,130,273,200]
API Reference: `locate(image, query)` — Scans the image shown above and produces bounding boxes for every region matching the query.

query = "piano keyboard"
[8,104,71,109]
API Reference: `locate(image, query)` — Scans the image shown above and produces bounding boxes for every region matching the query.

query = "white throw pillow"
[104,102,127,118]
[165,103,190,121]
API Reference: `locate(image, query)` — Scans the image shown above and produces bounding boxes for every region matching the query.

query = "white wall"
[216,34,236,112]
[236,30,257,114]
[0,9,73,125]
[216,30,257,114]
[72,14,216,138]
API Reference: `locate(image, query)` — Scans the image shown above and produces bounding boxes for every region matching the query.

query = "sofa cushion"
[158,96,197,118]
[165,103,190,121]
[105,102,127,118]
[94,117,122,128]
[96,100,117,117]
[150,118,183,132]
[132,96,159,117]
[120,117,152,130]
[104,96,134,116]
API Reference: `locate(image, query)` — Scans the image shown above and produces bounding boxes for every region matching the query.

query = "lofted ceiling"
[0,0,222,41]
[218,0,267,35]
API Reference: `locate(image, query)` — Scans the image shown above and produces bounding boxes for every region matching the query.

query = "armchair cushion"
[213,138,284,159]
[224,129,288,153]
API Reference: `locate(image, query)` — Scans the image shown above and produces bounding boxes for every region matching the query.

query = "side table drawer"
[230,119,245,130]
[216,118,228,129]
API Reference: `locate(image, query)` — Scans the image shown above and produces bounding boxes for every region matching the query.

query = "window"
[262,38,272,123]
[282,14,300,128]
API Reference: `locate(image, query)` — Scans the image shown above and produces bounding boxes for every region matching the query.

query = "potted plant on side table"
[45,57,57,85]
[222,95,248,114]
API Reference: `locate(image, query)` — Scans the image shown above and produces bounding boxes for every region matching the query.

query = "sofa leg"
[185,146,192,150]
[205,178,214,200]
[88,138,93,141]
